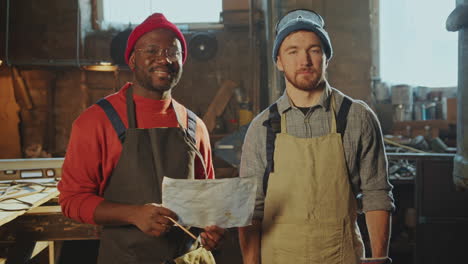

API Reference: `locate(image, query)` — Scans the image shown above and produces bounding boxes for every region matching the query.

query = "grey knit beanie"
[273,9,333,62]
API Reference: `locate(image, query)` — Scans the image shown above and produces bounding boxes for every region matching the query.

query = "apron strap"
[186,109,197,144]
[96,98,127,143]
[330,93,337,133]
[170,102,197,145]
[173,105,206,177]
[126,86,137,129]
[262,103,281,195]
[280,113,287,133]
[183,109,207,178]
[336,96,352,136]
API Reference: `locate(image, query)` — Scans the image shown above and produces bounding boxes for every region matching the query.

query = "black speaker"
[188,32,218,61]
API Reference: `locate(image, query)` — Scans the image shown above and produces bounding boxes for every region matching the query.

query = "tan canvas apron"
[96,87,214,264]
[261,95,364,264]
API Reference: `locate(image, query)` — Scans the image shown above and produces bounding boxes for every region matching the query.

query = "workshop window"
[379,0,457,87]
[99,0,222,27]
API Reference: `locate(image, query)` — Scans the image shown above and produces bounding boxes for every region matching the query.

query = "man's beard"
[134,66,182,93]
[284,70,325,91]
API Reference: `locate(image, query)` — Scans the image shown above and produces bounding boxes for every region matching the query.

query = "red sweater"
[58,83,214,224]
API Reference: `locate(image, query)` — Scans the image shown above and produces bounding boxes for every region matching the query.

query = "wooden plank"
[0,67,22,158]
[0,187,59,227]
[202,80,238,132]
[26,206,61,215]
[0,206,100,242]
[0,158,64,170]
[11,67,33,110]
[48,241,55,264]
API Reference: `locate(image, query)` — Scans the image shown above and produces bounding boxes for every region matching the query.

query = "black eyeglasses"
[134,46,182,61]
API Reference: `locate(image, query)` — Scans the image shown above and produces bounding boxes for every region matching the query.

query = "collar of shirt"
[276,82,333,114]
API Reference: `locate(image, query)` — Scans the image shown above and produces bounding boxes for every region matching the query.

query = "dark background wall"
[0,0,376,160]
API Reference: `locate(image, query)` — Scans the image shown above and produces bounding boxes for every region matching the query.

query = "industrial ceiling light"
[82,61,118,72]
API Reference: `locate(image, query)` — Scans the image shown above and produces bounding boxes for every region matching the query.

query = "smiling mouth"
[153,70,172,77]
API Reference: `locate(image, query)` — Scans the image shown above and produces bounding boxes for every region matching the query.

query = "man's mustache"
[296,68,315,73]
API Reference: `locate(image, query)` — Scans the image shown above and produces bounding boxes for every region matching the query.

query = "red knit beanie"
[124,13,187,65]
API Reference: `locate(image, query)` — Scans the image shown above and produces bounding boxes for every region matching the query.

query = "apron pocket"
[312,218,345,264]
[263,223,308,264]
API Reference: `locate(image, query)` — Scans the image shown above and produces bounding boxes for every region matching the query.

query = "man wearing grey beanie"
[238,9,393,264]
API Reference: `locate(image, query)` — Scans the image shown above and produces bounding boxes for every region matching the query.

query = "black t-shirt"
[297,107,311,115]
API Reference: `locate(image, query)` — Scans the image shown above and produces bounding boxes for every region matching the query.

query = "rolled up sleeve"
[359,110,395,213]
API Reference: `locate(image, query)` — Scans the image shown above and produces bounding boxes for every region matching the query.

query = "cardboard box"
[392,120,450,138]
[223,0,249,11]
[446,97,457,123]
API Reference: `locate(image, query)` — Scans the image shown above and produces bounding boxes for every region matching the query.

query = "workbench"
[0,187,100,264]
[0,183,58,263]
[0,158,99,264]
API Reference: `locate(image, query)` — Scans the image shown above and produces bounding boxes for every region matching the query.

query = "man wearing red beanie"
[59,13,223,263]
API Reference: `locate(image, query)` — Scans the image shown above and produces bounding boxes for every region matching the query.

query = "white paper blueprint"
[162,176,257,228]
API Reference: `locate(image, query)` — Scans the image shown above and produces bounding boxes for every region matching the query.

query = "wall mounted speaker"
[188,32,218,61]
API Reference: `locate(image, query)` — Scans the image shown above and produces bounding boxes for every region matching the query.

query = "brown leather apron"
[96,87,206,264]
[261,94,364,264]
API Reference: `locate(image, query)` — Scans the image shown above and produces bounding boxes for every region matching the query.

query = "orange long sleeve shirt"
[58,83,214,224]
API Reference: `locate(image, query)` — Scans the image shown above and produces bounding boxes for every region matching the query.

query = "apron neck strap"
[329,92,337,133]
[126,86,137,129]
[280,112,287,133]
[172,103,186,130]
